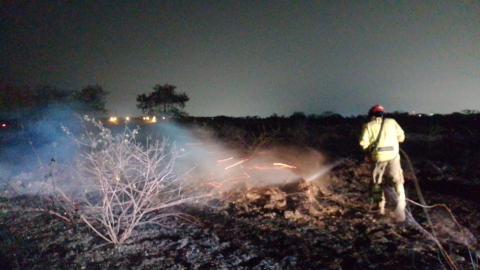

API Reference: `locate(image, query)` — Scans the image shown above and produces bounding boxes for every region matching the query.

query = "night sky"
[2,1,479,117]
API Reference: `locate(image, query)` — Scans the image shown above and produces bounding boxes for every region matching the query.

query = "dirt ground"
[1,113,480,269]
[1,155,479,270]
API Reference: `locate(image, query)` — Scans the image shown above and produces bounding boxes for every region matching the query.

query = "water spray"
[304,158,345,183]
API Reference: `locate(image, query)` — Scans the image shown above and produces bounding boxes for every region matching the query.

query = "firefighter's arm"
[359,125,371,151]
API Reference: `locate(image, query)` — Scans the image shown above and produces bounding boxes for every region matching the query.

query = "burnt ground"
[1,113,480,269]
[0,156,479,270]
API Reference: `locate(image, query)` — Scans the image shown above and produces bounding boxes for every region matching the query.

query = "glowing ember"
[247,164,294,170]
[190,143,334,195]
[207,172,250,187]
[217,157,234,163]
[273,163,297,169]
[224,159,248,170]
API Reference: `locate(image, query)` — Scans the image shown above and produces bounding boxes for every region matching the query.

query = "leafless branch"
[71,118,210,244]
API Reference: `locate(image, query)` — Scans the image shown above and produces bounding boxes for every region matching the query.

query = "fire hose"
[399,148,436,235]
[399,147,475,270]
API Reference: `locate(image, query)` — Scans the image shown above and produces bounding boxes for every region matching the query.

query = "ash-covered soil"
[1,158,479,270]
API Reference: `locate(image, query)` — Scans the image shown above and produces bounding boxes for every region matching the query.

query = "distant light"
[162,116,165,120]
[1,123,5,127]
[126,117,130,121]
[152,116,157,122]
[109,116,117,122]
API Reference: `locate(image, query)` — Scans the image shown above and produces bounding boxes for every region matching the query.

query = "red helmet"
[368,105,386,117]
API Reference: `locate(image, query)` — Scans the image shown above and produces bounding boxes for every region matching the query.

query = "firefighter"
[359,105,406,222]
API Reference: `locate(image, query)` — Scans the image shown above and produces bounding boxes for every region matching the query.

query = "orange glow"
[244,162,297,170]
[247,165,292,170]
[219,192,234,203]
[217,157,234,163]
[273,163,297,169]
[225,159,248,170]
[207,172,250,187]
[247,165,272,170]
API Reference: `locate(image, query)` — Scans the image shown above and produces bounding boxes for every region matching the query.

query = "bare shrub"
[65,116,208,244]
[247,125,281,155]
[210,123,280,156]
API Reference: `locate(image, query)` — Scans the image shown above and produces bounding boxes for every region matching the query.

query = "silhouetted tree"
[320,111,336,118]
[0,83,70,118]
[266,113,281,120]
[73,85,109,113]
[461,109,480,115]
[136,84,189,117]
[0,83,109,119]
[290,111,307,120]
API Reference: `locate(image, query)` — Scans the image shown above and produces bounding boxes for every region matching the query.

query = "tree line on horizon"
[1,82,478,121]
[0,83,109,119]
[0,83,191,120]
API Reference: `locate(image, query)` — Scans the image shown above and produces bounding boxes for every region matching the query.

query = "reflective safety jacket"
[359,117,405,162]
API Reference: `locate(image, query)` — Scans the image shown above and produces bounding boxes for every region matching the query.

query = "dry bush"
[64,116,208,244]
[245,125,281,156]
